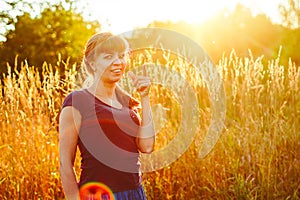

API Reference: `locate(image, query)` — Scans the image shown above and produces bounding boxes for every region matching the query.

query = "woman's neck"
[88,81,116,99]
[87,81,123,109]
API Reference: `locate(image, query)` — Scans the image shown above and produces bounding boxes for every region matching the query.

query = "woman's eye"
[119,54,125,59]
[104,54,113,59]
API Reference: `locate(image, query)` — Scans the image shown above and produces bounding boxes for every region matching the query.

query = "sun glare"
[85,0,225,33]
[86,0,283,34]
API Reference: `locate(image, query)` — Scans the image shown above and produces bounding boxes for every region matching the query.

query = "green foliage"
[279,0,300,29]
[0,2,100,76]
[275,28,300,66]
[1,2,300,79]
[0,0,32,40]
[148,4,284,65]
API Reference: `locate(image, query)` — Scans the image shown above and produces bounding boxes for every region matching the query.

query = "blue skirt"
[101,185,147,200]
[113,184,147,200]
[80,183,146,200]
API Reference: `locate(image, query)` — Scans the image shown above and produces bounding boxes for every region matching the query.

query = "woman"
[59,32,155,200]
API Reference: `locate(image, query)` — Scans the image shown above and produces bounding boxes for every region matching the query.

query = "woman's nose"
[112,57,125,66]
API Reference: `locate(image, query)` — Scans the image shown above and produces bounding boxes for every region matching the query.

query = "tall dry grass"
[0,50,299,199]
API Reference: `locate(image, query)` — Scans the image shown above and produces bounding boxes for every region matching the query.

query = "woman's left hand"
[128,64,151,97]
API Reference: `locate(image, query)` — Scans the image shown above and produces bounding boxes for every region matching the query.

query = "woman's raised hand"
[128,65,151,98]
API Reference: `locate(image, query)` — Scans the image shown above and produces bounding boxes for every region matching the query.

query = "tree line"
[0,0,299,78]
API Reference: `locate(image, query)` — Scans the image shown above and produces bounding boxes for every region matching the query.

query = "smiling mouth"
[111,69,122,73]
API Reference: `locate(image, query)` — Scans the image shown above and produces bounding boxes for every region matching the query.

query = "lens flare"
[79,182,115,200]
[75,28,226,173]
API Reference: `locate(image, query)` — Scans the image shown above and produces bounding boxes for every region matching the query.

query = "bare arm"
[136,95,156,153]
[128,65,155,153]
[59,106,81,200]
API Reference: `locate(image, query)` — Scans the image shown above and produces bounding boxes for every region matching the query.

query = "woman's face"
[94,50,127,83]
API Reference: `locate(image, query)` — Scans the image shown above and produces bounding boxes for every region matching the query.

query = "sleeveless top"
[61,89,142,192]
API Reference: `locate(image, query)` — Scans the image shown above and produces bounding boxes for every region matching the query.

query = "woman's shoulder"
[66,88,87,97]
[62,88,89,108]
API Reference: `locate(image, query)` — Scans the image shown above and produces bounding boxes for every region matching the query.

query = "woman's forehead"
[99,36,127,49]
[100,49,126,54]
[95,44,127,54]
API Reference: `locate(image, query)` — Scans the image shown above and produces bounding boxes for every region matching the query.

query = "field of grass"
[0,50,299,199]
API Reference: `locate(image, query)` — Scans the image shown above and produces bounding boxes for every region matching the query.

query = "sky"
[85,0,286,34]
[0,0,286,41]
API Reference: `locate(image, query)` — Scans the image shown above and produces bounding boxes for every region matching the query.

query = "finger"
[136,79,151,85]
[134,79,150,88]
[138,82,151,89]
[142,64,147,77]
[127,71,136,82]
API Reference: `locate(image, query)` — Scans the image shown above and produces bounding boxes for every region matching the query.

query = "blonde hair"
[82,32,140,109]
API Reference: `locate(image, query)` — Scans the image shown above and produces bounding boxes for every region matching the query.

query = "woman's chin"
[109,75,123,83]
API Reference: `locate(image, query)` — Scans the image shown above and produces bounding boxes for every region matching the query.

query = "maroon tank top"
[62,89,142,192]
